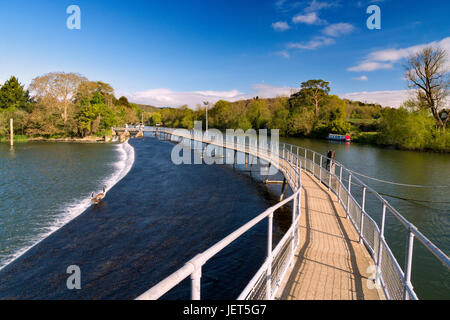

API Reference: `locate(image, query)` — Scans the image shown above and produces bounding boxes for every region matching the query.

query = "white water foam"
[0,140,136,270]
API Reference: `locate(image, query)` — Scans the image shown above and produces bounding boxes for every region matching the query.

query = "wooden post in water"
[10,118,14,146]
[279,177,287,201]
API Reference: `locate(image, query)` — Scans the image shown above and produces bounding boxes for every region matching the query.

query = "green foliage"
[148,112,162,125]
[0,77,32,112]
[247,99,270,129]
[0,74,143,140]
[378,108,435,150]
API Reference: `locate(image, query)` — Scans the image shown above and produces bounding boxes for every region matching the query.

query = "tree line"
[146,46,449,152]
[1,46,448,151]
[0,72,143,139]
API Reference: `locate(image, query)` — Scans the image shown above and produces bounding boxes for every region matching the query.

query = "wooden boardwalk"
[278,171,383,300]
[116,127,385,300]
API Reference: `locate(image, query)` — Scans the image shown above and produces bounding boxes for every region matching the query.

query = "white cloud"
[123,84,294,108]
[275,50,291,58]
[339,90,414,108]
[305,0,340,12]
[322,23,355,37]
[368,37,450,63]
[292,12,326,25]
[348,61,393,72]
[349,37,450,72]
[352,75,368,81]
[124,85,423,109]
[288,36,335,50]
[272,21,291,31]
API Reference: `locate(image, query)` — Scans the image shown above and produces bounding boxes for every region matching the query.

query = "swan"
[91,186,106,205]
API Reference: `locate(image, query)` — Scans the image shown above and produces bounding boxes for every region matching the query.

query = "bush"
[378,108,435,150]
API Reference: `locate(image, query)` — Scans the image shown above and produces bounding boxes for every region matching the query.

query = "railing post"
[346,174,352,217]
[312,153,315,177]
[291,192,297,264]
[360,187,366,243]
[304,149,307,171]
[191,266,202,300]
[266,213,274,300]
[376,204,386,285]
[338,166,343,202]
[297,162,302,246]
[319,155,323,182]
[403,230,415,300]
[328,160,332,190]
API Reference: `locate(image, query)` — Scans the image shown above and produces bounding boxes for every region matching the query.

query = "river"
[0,135,448,299]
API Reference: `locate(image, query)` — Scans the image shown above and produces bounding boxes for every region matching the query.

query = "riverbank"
[350,131,450,153]
[0,135,116,144]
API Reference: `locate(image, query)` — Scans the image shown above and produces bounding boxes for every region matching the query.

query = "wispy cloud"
[348,61,393,72]
[124,85,414,109]
[272,21,291,31]
[322,23,355,37]
[352,75,368,81]
[288,36,335,50]
[339,90,413,108]
[275,50,291,58]
[305,0,340,13]
[292,12,326,25]
[123,84,294,108]
[348,37,450,72]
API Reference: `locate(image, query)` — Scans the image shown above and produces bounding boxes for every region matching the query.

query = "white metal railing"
[135,128,302,300]
[128,127,450,300]
[284,142,450,300]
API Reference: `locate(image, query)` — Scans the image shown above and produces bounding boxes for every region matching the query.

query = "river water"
[0,137,285,299]
[0,136,448,299]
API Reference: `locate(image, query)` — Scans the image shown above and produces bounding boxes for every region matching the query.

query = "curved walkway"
[280,171,383,300]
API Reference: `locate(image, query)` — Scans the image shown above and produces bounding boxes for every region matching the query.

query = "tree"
[117,96,130,107]
[296,80,330,117]
[29,72,87,124]
[0,76,32,111]
[405,46,449,129]
[247,98,270,129]
[75,81,114,106]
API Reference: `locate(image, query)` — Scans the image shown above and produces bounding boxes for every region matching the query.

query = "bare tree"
[405,46,449,128]
[29,72,87,124]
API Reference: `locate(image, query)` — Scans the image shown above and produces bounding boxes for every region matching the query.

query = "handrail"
[280,141,450,270]
[136,192,299,300]
[119,127,449,300]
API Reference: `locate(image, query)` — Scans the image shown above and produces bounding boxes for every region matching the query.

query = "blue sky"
[0,0,449,107]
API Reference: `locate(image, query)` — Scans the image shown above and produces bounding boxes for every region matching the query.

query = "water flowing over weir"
[0,137,281,299]
[0,141,134,270]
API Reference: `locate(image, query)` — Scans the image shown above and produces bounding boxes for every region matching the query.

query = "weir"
[113,127,450,300]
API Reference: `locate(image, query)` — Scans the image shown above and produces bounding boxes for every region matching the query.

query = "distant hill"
[135,104,160,112]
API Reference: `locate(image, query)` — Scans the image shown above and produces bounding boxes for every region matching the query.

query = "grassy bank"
[0,135,28,143]
[0,134,114,144]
